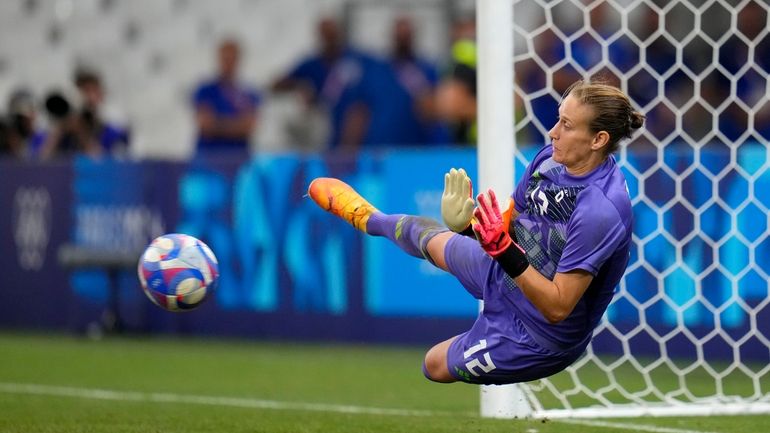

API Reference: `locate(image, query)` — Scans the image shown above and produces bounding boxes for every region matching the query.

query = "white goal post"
[478,0,770,419]
[476,0,530,419]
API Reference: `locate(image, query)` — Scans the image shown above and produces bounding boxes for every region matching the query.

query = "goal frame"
[478,0,770,419]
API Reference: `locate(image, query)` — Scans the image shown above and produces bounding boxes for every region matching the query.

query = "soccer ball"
[137,233,219,312]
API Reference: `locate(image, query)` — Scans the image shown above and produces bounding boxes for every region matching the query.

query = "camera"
[44,92,72,120]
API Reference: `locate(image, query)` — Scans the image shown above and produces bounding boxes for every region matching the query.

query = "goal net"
[505,0,770,419]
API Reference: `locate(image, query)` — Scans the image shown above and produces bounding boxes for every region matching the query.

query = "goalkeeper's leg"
[308,177,454,268]
[423,336,459,383]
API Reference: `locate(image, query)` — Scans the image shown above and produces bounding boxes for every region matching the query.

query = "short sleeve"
[288,59,314,82]
[192,83,210,107]
[250,90,261,108]
[557,186,629,275]
[423,61,439,86]
[244,88,261,111]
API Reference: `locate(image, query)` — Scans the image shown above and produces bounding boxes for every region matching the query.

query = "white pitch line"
[0,382,719,433]
[0,382,447,417]
[560,418,718,433]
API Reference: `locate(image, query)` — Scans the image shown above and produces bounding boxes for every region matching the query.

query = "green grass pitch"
[0,332,766,433]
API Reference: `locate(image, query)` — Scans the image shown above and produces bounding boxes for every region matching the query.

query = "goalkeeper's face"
[548,95,604,171]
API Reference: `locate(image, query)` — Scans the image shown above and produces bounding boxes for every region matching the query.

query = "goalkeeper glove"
[442,167,516,237]
[473,189,529,278]
[441,168,476,235]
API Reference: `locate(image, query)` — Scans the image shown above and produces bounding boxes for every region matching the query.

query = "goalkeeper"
[308,79,644,384]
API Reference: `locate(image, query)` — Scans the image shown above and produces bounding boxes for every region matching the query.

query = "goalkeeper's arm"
[441,167,517,237]
[473,189,593,324]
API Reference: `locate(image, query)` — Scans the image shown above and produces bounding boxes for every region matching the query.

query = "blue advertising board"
[0,144,768,358]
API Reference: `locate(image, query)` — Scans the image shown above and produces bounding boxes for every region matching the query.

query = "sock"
[367,212,449,264]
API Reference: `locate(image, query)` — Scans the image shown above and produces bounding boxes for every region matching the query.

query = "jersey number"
[463,339,497,377]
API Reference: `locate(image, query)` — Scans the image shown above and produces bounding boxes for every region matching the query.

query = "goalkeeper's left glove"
[441,168,476,235]
[473,189,529,278]
[442,168,516,238]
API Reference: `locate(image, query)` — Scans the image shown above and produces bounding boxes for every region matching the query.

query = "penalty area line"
[0,382,452,418]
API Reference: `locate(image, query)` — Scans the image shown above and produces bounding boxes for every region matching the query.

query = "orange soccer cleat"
[307,177,378,233]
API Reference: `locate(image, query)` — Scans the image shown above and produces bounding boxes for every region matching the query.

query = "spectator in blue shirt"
[355,15,447,147]
[272,17,372,150]
[74,69,130,157]
[435,16,479,146]
[193,38,260,156]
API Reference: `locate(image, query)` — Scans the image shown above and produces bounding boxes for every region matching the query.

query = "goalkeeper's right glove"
[473,189,529,278]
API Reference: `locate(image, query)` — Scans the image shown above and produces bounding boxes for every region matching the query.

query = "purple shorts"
[442,235,585,385]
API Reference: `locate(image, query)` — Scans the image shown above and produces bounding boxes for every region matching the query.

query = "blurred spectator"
[74,69,130,155]
[272,17,373,150]
[192,38,260,156]
[352,15,448,147]
[0,89,46,159]
[38,68,130,160]
[435,16,478,145]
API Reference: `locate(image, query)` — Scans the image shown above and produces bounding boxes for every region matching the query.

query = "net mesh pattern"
[510,0,770,414]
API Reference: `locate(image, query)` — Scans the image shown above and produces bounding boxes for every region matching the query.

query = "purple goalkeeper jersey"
[508,145,633,351]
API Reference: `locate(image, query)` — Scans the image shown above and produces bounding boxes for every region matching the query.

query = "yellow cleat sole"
[307,177,378,232]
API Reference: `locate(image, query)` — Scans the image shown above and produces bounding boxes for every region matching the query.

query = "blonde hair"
[564,79,645,154]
